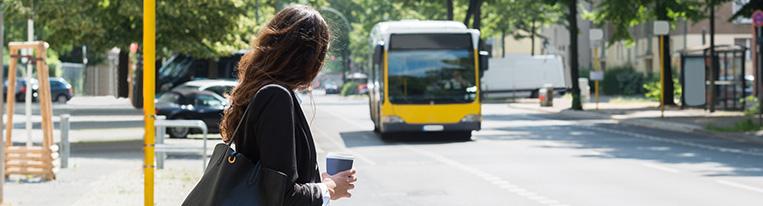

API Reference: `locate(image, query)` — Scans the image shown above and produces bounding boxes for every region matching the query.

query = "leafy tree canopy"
[584,0,727,45]
[3,0,253,60]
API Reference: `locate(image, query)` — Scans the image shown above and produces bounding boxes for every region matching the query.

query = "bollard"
[155,115,166,169]
[60,114,70,169]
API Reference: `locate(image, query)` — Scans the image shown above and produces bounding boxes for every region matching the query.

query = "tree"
[482,0,562,56]
[2,0,254,61]
[329,0,450,73]
[730,0,763,20]
[544,0,583,110]
[586,0,728,106]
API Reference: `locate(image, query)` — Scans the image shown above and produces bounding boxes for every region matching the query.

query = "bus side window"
[373,44,384,102]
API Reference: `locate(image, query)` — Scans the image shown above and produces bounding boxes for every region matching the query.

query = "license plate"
[422,125,444,131]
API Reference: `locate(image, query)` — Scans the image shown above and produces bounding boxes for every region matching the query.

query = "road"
[305,95,763,206]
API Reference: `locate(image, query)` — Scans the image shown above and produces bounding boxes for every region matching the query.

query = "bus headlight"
[382,115,405,123]
[460,114,481,122]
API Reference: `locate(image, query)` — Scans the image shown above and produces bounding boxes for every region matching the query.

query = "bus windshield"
[387,34,476,104]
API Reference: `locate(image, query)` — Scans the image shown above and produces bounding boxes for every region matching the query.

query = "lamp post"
[654,21,670,118]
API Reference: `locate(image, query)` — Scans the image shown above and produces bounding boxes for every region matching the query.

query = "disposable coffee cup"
[326,153,354,175]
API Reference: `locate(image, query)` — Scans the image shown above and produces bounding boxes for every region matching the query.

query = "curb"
[508,104,763,145]
[558,109,703,133]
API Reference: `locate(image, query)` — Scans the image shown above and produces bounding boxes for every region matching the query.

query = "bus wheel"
[378,131,396,140]
[452,131,473,141]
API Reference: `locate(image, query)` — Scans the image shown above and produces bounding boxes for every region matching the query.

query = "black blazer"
[234,85,324,206]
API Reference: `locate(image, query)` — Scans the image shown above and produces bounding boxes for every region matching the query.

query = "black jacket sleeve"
[252,87,324,206]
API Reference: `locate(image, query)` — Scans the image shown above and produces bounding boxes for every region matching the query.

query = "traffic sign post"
[143,0,156,205]
[590,29,604,110]
[753,10,763,125]
[654,21,670,118]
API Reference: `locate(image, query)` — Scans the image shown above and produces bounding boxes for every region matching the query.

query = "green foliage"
[643,76,681,101]
[340,81,359,96]
[585,0,729,44]
[2,0,255,61]
[741,96,760,117]
[601,66,646,96]
[481,0,563,40]
[731,0,763,21]
[707,94,763,132]
[706,118,762,133]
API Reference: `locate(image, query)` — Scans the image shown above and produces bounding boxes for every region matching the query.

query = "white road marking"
[403,145,569,206]
[640,163,681,174]
[715,180,763,194]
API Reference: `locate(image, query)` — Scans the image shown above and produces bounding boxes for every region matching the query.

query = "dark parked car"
[324,82,340,94]
[44,78,75,104]
[172,79,237,97]
[4,78,73,104]
[3,79,35,102]
[156,89,227,138]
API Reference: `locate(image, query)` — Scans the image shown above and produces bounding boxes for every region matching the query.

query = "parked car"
[3,79,35,102]
[156,89,227,138]
[4,78,74,104]
[44,78,75,104]
[324,82,340,94]
[172,79,237,98]
[131,51,246,109]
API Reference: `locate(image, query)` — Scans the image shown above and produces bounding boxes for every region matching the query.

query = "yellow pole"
[659,35,665,118]
[143,0,156,205]
[594,47,600,111]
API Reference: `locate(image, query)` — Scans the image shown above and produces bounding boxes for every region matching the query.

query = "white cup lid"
[326,153,354,160]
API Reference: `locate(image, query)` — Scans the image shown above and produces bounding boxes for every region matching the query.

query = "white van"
[481,55,569,99]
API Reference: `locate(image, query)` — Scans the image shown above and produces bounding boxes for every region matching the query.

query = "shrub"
[340,81,358,96]
[601,66,646,95]
[741,96,760,117]
[643,77,681,101]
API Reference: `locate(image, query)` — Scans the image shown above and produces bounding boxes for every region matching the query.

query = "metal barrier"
[60,114,71,168]
[154,116,208,171]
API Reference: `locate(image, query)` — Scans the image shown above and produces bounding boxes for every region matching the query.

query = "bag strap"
[227,84,293,146]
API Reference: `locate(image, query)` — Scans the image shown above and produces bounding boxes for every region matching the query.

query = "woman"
[220,5,356,206]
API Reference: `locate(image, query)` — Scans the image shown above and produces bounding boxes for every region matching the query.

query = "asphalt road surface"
[304,95,763,206]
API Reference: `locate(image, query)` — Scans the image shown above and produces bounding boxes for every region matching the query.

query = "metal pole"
[143,0,156,205]
[709,4,716,113]
[155,116,165,170]
[25,18,33,147]
[60,114,70,169]
[594,46,600,111]
[758,26,763,125]
[660,35,665,118]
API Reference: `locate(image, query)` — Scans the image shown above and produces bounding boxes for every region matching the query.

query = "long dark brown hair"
[220,5,330,142]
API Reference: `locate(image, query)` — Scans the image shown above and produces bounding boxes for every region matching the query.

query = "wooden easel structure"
[3,41,56,180]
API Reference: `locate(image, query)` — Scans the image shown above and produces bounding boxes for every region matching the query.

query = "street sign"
[753,10,763,27]
[590,71,604,81]
[590,29,603,41]
[654,21,669,35]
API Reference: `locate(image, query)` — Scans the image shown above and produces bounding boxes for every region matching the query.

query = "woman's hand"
[321,169,357,200]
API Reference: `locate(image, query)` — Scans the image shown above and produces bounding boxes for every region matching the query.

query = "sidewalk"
[9,96,140,116]
[507,96,763,145]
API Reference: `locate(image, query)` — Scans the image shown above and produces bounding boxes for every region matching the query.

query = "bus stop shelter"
[680,45,748,111]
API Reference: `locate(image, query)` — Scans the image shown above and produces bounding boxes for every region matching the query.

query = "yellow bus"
[367,20,484,139]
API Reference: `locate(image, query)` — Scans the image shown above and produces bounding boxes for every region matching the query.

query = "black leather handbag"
[182,85,291,206]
